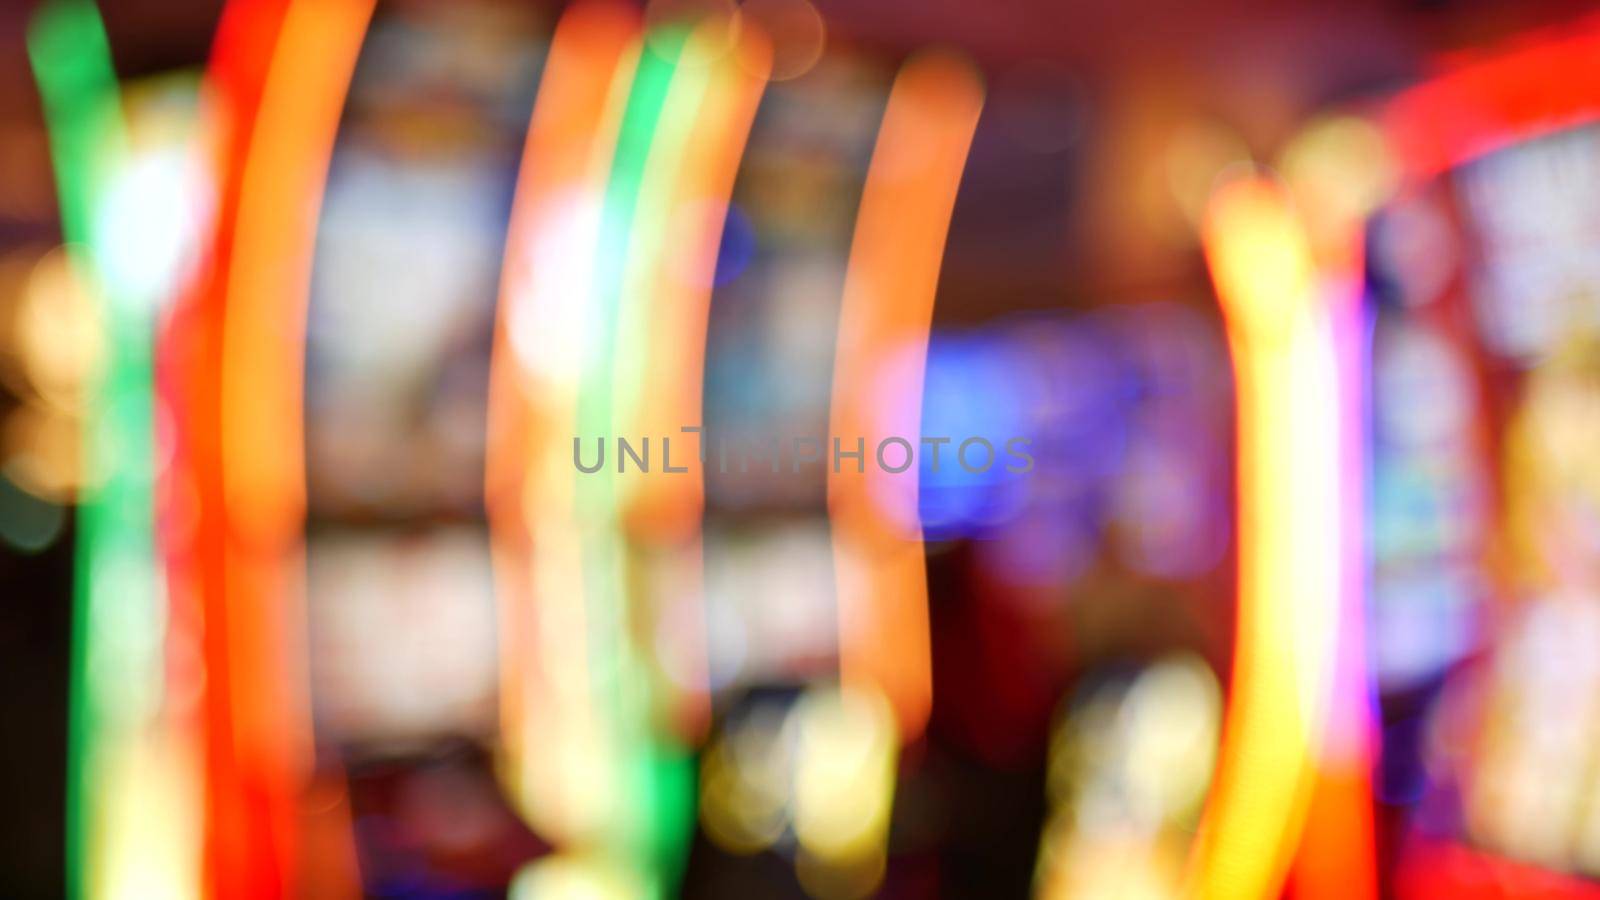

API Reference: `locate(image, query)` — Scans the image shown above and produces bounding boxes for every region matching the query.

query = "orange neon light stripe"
[210,0,373,894]
[169,1,289,895]
[828,52,982,741]
[484,0,640,839]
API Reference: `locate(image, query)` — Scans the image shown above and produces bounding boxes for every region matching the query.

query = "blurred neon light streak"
[827,51,983,741]
[160,1,293,896]
[569,22,772,889]
[1189,174,1343,900]
[1271,114,1389,900]
[30,3,196,897]
[1285,277,1377,900]
[1382,14,1600,178]
[492,15,771,889]
[486,0,640,852]
[526,21,696,895]
[212,0,372,894]
[610,23,771,738]
[583,41,677,875]
[1284,147,1380,900]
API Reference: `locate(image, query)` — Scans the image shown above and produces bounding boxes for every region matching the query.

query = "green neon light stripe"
[29,3,161,898]
[574,27,697,899]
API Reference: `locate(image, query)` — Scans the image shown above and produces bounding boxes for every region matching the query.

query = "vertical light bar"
[1188,173,1342,900]
[827,52,983,741]
[567,22,737,893]
[28,3,185,897]
[570,24,681,897]
[611,19,772,738]
[162,0,291,896]
[1286,269,1378,900]
[213,0,372,894]
[1277,115,1388,900]
[28,6,121,896]
[486,0,641,855]
[609,21,772,890]
[493,10,764,896]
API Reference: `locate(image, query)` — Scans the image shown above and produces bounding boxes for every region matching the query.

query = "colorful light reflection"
[1190,173,1345,900]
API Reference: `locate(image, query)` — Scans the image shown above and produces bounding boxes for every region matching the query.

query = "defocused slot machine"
[1360,18,1600,898]
[301,1,547,893]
